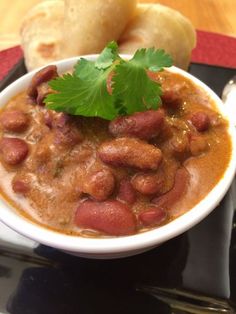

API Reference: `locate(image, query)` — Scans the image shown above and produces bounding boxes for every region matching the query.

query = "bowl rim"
[0,54,236,254]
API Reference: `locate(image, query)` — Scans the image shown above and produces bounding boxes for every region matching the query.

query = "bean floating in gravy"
[190,111,210,132]
[0,110,29,133]
[117,179,136,204]
[81,169,115,201]
[109,109,165,140]
[152,167,190,209]
[75,200,136,236]
[27,65,58,102]
[0,138,28,165]
[131,173,163,195]
[98,137,162,170]
[12,178,30,195]
[138,207,167,227]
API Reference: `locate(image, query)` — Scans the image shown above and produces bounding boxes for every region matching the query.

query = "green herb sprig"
[45,41,173,120]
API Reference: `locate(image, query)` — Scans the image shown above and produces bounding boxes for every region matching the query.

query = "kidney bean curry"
[0,45,232,237]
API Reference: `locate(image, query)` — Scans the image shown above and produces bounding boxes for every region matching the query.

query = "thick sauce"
[0,68,232,237]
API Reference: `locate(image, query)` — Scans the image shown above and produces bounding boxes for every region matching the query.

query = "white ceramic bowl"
[0,55,236,259]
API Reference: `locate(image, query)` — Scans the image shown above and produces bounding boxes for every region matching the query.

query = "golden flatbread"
[20,1,196,71]
[62,0,137,57]
[119,4,196,69]
[21,0,64,71]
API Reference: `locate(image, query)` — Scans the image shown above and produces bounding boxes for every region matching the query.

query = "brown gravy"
[0,70,232,237]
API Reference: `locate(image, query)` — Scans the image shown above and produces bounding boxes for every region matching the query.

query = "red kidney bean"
[170,133,190,160]
[0,110,29,133]
[0,137,29,165]
[82,169,115,201]
[152,167,189,208]
[161,90,182,109]
[12,178,29,194]
[44,110,53,128]
[53,124,83,146]
[36,82,53,106]
[189,135,208,156]
[75,200,136,236]
[27,65,58,100]
[138,207,167,227]
[117,179,136,204]
[190,112,210,132]
[109,109,165,140]
[131,173,163,195]
[98,137,162,170]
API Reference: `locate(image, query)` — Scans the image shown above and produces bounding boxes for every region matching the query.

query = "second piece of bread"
[119,4,196,69]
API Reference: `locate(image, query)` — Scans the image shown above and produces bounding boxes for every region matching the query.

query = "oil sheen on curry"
[0,66,232,237]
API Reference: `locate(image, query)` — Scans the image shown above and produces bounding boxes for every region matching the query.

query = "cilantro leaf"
[130,48,173,72]
[95,41,119,70]
[73,58,95,80]
[44,42,173,120]
[112,49,164,114]
[45,64,117,120]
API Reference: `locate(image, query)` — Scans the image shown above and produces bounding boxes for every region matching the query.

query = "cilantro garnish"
[45,42,173,120]
[95,41,120,70]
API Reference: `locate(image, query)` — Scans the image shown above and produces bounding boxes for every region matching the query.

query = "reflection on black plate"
[0,60,236,314]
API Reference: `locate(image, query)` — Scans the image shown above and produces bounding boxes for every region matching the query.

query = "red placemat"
[191,30,236,69]
[0,30,236,82]
[0,46,23,81]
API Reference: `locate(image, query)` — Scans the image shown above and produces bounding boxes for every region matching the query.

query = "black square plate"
[0,60,236,314]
